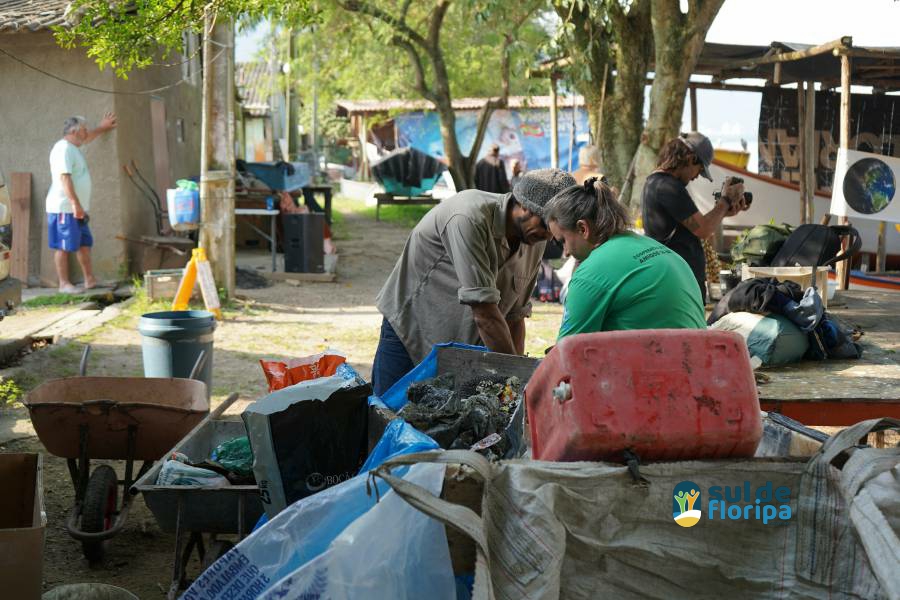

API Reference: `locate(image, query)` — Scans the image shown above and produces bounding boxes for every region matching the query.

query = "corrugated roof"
[0,0,71,33]
[336,95,585,116]
[236,62,271,117]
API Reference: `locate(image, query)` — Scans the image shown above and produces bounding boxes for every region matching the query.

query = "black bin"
[283,213,324,273]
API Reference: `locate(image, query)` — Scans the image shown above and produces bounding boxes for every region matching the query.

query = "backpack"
[770,224,861,267]
[730,223,793,266]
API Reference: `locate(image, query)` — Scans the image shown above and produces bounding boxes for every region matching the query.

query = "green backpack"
[731,223,794,266]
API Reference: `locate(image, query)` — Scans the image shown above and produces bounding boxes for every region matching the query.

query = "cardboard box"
[0,453,45,600]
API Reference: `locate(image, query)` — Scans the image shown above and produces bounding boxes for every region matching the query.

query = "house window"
[181,32,200,85]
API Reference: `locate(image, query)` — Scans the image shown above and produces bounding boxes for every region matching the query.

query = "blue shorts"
[48,213,93,252]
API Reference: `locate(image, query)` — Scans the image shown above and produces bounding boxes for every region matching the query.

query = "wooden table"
[302,185,334,225]
[758,290,900,425]
[374,193,439,221]
[236,186,332,225]
[235,208,279,271]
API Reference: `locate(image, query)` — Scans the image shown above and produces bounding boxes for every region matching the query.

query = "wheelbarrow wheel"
[81,465,118,564]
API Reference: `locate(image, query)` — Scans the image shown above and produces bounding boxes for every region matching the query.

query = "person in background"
[572,145,602,185]
[510,159,524,190]
[46,113,117,293]
[473,143,510,193]
[544,177,706,340]
[641,132,749,302]
[373,169,577,395]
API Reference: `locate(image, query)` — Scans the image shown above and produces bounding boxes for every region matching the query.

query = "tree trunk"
[554,2,609,145]
[199,13,235,298]
[627,0,725,208]
[435,98,468,190]
[601,0,652,193]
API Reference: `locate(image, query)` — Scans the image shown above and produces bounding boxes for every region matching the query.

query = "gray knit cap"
[512,168,577,217]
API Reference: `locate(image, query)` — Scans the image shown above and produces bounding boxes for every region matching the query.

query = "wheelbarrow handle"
[79,345,92,377]
[211,392,240,420]
[188,350,208,381]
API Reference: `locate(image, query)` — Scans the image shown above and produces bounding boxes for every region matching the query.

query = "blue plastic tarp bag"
[185,420,442,599]
[250,418,439,532]
[182,462,451,600]
[372,342,487,412]
[257,462,454,600]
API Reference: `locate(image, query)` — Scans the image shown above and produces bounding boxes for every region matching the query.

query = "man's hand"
[60,174,84,218]
[470,303,517,356]
[721,179,748,216]
[83,112,117,144]
[99,112,117,131]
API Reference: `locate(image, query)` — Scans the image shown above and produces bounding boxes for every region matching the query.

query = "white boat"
[687,159,900,258]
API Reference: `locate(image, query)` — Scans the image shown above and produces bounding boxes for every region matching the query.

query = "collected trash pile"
[156,436,254,487]
[10,323,899,600]
[400,373,521,458]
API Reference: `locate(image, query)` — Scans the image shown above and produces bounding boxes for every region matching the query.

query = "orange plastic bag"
[260,352,348,392]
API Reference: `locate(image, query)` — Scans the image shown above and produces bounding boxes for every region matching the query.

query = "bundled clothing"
[708,278,862,360]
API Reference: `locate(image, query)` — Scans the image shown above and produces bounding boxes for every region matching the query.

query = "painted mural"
[395,107,590,175]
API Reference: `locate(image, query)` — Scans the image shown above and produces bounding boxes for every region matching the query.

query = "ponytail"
[544,176,630,244]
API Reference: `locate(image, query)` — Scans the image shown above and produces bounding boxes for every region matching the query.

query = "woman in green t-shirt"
[543,178,707,340]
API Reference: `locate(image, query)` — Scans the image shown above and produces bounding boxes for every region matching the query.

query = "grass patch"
[21,293,94,308]
[331,194,432,237]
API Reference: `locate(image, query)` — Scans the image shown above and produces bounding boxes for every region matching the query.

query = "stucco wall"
[0,32,201,285]
[113,50,202,259]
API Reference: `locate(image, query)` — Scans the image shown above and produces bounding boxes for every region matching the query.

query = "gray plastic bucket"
[139,310,215,396]
[42,583,138,600]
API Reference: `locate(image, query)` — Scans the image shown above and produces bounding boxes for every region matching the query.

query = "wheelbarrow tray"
[24,376,209,461]
[133,419,263,534]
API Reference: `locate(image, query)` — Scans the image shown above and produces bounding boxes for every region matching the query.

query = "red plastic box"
[526,330,762,462]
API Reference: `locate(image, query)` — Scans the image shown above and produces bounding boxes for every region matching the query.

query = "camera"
[713,176,752,207]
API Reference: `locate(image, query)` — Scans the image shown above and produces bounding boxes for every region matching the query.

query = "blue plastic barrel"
[166,189,200,231]
[138,311,215,396]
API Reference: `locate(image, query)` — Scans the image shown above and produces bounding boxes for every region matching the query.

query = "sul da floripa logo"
[673,480,793,528]
[672,481,702,527]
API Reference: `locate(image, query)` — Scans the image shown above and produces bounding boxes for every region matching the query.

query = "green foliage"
[0,377,24,405]
[21,293,94,308]
[56,0,317,77]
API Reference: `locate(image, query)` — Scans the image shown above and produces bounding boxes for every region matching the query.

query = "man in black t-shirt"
[641,132,749,302]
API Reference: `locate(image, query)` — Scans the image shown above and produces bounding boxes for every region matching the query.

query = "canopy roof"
[694,38,900,90]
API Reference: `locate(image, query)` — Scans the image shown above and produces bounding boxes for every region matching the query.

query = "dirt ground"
[0,200,564,598]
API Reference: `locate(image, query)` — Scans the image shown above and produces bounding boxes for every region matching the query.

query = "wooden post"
[797,81,808,224]
[287,28,300,160]
[805,82,816,224]
[689,85,698,131]
[359,114,369,181]
[836,52,852,291]
[9,172,30,284]
[199,10,236,298]
[550,75,559,169]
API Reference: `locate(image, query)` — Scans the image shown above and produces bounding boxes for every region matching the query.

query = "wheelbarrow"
[133,392,264,599]
[23,346,209,563]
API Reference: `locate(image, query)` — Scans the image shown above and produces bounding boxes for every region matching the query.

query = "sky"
[236,0,900,172]
[683,0,899,170]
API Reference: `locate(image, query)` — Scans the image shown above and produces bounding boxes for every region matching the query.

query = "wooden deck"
[758,290,900,425]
